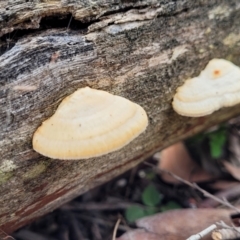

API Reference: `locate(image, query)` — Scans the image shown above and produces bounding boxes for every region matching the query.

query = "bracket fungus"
[172,58,240,117]
[32,87,148,160]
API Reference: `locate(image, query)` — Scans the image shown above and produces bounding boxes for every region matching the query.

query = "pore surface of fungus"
[172,58,240,117]
[32,87,148,160]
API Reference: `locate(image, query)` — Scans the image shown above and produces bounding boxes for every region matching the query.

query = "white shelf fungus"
[172,58,240,117]
[32,87,148,160]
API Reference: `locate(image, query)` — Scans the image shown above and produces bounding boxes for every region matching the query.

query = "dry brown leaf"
[158,142,213,183]
[223,161,240,181]
[136,208,232,239]
[117,229,179,240]
[208,180,239,191]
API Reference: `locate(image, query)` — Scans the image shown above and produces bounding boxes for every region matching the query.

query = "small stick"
[199,183,240,208]
[0,229,15,240]
[212,228,240,240]
[144,162,240,213]
[186,224,217,240]
[112,218,121,240]
[212,221,240,240]
[75,214,129,231]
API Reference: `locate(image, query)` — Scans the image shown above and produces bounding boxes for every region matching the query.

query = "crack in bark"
[0,2,191,55]
[0,13,94,55]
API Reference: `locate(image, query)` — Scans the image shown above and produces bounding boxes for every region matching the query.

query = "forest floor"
[10,116,240,240]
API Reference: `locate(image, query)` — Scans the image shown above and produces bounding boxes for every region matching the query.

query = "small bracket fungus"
[32,87,148,160]
[172,58,240,117]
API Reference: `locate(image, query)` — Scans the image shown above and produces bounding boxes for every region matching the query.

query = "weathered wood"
[1,0,240,233]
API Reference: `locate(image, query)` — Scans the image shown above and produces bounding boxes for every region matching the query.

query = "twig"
[186,224,217,240]
[0,229,15,240]
[144,162,240,213]
[92,223,102,240]
[61,201,146,211]
[68,213,85,239]
[112,218,121,240]
[212,227,240,240]
[75,214,130,232]
[12,229,53,240]
[212,221,240,239]
[199,183,240,208]
[216,221,233,229]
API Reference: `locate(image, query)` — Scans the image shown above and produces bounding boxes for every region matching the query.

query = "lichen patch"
[0,160,18,173]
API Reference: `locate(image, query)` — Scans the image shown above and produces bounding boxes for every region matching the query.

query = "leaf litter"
[10,115,240,240]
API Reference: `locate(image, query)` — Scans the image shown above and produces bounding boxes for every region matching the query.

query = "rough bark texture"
[1,0,240,234]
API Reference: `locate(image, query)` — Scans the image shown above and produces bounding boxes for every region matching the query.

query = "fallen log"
[0,0,240,233]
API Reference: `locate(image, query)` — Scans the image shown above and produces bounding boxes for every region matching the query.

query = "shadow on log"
[0,0,240,233]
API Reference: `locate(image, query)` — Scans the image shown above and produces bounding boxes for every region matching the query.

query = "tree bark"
[0,0,240,234]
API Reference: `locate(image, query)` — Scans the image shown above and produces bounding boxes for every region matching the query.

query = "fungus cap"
[172,59,240,117]
[32,87,148,160]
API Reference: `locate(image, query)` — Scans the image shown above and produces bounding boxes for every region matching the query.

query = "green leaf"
[125,205,158,223]
[141,184,162,207]
[208,128,227,158]
[125,206,146,223]
[160,201,181,212]
[144,207,158,215]
[188,133,206,145]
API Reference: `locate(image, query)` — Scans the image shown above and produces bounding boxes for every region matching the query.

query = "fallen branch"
[112,218,121,240]
[212,228,240,240]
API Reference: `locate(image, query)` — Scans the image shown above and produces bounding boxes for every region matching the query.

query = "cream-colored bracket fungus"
[32,87,148,160]
[172,59,240,117]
